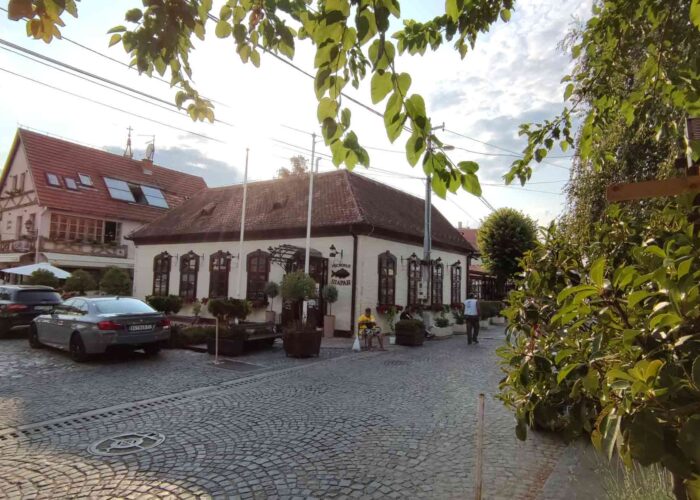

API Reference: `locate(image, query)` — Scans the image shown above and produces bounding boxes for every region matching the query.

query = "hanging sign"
[330,262,352,286]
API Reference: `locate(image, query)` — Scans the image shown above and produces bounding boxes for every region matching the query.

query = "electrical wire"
[0,66,226,144]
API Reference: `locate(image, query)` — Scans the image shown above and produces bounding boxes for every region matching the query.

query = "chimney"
[458,221,463,229]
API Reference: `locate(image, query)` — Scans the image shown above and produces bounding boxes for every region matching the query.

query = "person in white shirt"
[463,294,480,345]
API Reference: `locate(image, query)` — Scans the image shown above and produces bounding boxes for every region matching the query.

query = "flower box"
[453,323,467,335]
[431,325,453,339]
[283,329,322,358]
[395,319,424,347]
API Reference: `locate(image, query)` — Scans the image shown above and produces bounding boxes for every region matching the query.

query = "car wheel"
[69,334,88,363]
[28,324,43,349]
[143,343,161,356]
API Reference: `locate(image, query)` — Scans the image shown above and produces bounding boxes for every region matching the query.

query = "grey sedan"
[29,297,171,362]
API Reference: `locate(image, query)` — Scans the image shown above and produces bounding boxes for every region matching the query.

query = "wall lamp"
[329,244,343,260]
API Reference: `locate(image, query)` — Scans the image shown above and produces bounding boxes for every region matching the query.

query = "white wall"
[0,144,43,243]
[355,236,468,333]
[132,236,356,330]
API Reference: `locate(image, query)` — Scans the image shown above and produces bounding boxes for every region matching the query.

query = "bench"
[206,322,281,356]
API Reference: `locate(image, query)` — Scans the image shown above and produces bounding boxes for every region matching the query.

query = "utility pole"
[302,133,317,322]
[236,148,249,299]
[422,124,447,304]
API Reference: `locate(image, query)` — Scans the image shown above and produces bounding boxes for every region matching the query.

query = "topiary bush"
[281,271,316,321]
[99,267,132,295]
[321,284,338,315]
[25,268,59,288]
[64,269,97,295]
[264,281,280,312]
[207,297,251,323]
[146,295,183,315]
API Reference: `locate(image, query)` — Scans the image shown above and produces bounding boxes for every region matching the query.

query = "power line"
[444,128,574,160]
[0,37,235,128]
[0,66,226,144]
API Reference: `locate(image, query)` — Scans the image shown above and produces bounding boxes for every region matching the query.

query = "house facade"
[458,226,505,300]
[0,129,207,276]
[130,170,476,335]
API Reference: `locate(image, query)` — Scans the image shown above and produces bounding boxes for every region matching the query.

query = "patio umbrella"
[1,262,71,279]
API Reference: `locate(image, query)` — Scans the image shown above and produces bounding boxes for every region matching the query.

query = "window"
[179,251,199,301]
[11,175,17,190]
[19,173,25,192]
[15,215,22,239]
[104,221,121,243]
[451,264,462,305]
[50,214,104,242]
[407,257,421,307]
[246,250,269,301]
[46,173,60,187]
[64,177,78,190]
[431,261,444,306]
[152,252,171,296]
[104,177,136,202]
[141,186,169,208]
[78,173,92,186]
[209,251,230,298]
[94,298,156,314]
[378,251,396,306]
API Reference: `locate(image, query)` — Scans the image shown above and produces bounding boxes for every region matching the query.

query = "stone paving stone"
[0,329,600,498]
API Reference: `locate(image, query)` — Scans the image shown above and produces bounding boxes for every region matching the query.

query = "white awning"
[0,253,24,264]
[2,262,71,279]
[41,253,133,269]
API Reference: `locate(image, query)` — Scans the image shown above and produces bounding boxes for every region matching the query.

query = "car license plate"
[34,305,53,311]
[129,324,154,332]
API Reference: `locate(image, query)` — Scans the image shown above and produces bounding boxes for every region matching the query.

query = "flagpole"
[237,148,249,299]
[302,134,316,323]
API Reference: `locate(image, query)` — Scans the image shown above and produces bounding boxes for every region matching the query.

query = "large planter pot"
[283,329,322,358]
[265,311,276,323]
[479,319,490,329]
[453,323,467,335]
[207,337,244,356]
[490,316,506,325]
[395,319,424,347]
[431,325,453,339]
[323,315,335,337]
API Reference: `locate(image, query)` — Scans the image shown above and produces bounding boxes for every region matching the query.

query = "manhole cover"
[214,360,264,372]
[88,431,165,456]
[384,360,409,366]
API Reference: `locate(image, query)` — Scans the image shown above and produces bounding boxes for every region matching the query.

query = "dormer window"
[78,173,92,186]
[64,177,78,190]
[46,173,60,187]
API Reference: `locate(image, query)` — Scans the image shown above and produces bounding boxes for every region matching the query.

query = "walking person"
[463,294,480,345]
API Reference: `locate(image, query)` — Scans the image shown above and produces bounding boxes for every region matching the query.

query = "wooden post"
[475,393,485,500]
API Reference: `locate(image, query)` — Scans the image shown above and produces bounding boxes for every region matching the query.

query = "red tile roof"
[131,170,475,253]
[9,129,207,222]
[458,228,479,251]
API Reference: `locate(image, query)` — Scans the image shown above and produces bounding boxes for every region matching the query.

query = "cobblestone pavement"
[0,329,573,499]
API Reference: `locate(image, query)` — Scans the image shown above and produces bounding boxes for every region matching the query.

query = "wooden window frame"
[246,250,270,302]
[152,252,171,296]
[450,263,462,305]
[431,261,444,306]
[178,251,199,301]
[377,251,397,306]
[209,251,231,298]
[407,258,421,307]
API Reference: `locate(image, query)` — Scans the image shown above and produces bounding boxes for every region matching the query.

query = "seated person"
[399,307,433,338]
[358,307,385,350]
[399,307,414,321]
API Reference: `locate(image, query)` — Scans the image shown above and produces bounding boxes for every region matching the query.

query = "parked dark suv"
[0,285,62,337]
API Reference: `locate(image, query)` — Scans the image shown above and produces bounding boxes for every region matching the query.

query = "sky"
[0,0,592,229]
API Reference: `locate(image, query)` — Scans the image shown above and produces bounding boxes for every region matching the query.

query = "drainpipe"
[34,206,47,263]
[350,230,358,336]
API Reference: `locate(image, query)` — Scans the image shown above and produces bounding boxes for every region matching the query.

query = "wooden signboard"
[607,175,700,202]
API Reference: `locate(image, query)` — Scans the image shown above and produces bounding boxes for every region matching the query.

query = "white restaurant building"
[130,170,476,335]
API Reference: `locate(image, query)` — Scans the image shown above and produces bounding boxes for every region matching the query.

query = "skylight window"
[78,173,92,186]
[104,177,135,202]
[64,177,78,190]
[46,173,60,187]
[141,186,169,208]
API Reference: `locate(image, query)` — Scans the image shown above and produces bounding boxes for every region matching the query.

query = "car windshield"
[16,290,62,303]
[93,298,156,315]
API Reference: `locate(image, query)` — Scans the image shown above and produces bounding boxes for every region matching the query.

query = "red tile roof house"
[0,128,206,278]
[129,170,477,335]
[457,226,502,300]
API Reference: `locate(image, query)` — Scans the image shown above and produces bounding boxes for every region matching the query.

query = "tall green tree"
[477,208,537,285]
[25,268,59,288]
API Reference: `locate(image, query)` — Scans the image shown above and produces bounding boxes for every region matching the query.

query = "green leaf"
[590,257,605,288]
[628,412,665,466]
[445,0,461,22]
[215,20,232,38]
[628,290,651,307]
[557,284,596,304]
[678,257,693,278]
[108,33,121,47]
[395,72,412,96]
[431,174,447,199]
[405,132,425,167]
[691,0,700,28]
[500,9,511,22]
[458,161,478,174]
[557,363,582,384]
[461,173,481,196]
[645,245,666,259]
[599,412,621,460]
[317,97,338,122]
[693,356,700,388]
[563,83,574,100]
[370,71,392,104]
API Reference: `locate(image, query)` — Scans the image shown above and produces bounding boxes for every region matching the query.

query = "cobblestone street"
[0,329,579,499]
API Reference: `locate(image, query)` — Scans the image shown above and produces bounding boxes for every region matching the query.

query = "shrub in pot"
[394,319,424,346]
[452,308,467,335]
[281,271,321,357]
[64,269,97,295]
[99,266,132,295]
[432,314,453,339]
[321,284,338,337]
[146,295,183,315]
[206,297,252,356]
[264,281,279,323]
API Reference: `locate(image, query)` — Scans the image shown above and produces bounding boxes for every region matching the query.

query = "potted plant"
[206,297,252,356]
[479,301,491,329]
[321,284,338,337]
[394,319,424,346]
[431,311,453,339]
[191,299,202,325]
[452,306,467,335]
[146,295,183,316]
[281,271,321,357]
[264,281,279,323]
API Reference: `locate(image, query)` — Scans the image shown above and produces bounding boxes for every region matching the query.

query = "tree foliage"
[499,198,700,499]
[25,268,59,288]
[477,208,537,282]
[63,269,97,295]
[99,267,132,296]
[145,294,183,315]
[276,155,308,179]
